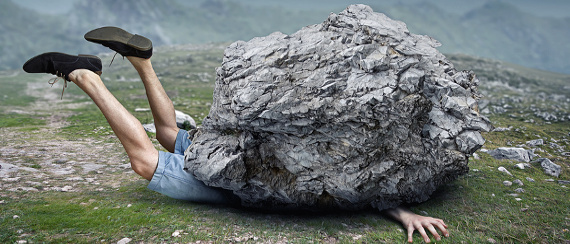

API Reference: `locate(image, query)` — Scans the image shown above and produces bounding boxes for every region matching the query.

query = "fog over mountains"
[3,0,570,74]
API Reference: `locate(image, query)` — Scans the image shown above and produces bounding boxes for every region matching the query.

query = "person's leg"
[68,69,158,180]
[84,26,179,153]
[127,56,179,153]
[23,52,238,204]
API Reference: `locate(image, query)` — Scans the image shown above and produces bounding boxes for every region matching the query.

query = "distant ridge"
[2,0,569,74]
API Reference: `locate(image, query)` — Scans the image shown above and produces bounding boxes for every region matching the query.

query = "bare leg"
[68,69,158,180]
[127,56,179,153]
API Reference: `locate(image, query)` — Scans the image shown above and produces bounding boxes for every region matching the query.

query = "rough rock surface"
[535,158,561,177]
[487,147,534,162]
[184,4,492,210]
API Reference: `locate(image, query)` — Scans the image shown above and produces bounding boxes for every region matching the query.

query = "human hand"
[384,207,449,243]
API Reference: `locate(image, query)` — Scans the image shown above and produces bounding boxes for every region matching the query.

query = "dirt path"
[0,78,142,198]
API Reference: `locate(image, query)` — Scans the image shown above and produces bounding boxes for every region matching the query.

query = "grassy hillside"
[0,46,568,243]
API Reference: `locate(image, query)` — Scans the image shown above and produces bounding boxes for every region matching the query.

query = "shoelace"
[47,71,68,100]
[109,52,125,67]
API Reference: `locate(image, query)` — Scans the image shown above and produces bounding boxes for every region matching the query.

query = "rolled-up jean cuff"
[174,129,191,155]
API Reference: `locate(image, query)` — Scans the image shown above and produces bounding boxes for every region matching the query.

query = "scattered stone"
[472,153,480,160]
[498,167,513,176]
[184,4,491,210]
[513,179,524,186]
[13,215,20,219]
[60,186,73,192]
[520,208,528,212]
[514,163,531,169]
[0,162,20,177]
[49,166,76,175]
[535,111,557,121]
[487,237,497,243]
[526,139,543,147]
[81,163,105,173]
[9,187,39,192]
[525,177,535,182]
[16,240,27,244]
[514,188,525,193]
[117,238,132,244]
[508,193,519,197]
[534,158,561,177]
[503,181,512,186]
[545,179,555,182]
[549,142,564,152]
[175,110,197,130]
[0,200,5,204]
[65,177,84,181]
[559,180,570,185]
[3,177,21,182]
[172,230,183,237]
[142,123,156,133]
[53,158,69,164]
[492,127,512,132]
[487,147,534,162]
[515,198,522,201]
[143,110,197,133]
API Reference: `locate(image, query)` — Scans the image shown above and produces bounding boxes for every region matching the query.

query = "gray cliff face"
[184,4,492,210]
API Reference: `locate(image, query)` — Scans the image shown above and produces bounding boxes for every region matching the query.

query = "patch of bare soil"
[0,79,145,199]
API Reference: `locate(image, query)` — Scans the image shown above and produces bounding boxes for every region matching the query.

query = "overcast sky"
[11,0,570,18]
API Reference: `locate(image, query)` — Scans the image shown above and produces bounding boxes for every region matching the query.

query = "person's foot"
[84,26,153,59]
[23,52,102,81]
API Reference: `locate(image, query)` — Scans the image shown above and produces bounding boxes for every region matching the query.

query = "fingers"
[406,217,449,243]
[414,221,431,243]
[407,224,415,243]
[426,224,441,241]
[433,220,450,238]
[436,218,448,228]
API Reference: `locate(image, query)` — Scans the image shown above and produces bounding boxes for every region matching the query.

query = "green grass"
[0,73,38,107]
[1,161,567,243]
[0,112,45,128]
[0,47,568,243]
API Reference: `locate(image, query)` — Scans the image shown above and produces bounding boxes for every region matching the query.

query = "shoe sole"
[84,26,152,51]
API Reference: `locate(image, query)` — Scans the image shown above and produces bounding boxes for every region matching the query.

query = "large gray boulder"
[184,4,492,210]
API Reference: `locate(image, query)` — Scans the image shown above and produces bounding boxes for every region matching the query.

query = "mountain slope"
[380,1,570,74]
[1,0,569,75]
[0,1,83,70]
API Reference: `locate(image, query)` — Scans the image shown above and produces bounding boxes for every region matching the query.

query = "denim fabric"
[147,129,236,204]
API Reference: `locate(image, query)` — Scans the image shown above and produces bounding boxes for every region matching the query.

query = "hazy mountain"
[0,1,83,70]
[374,1,570,74]
[2,0,569,75]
